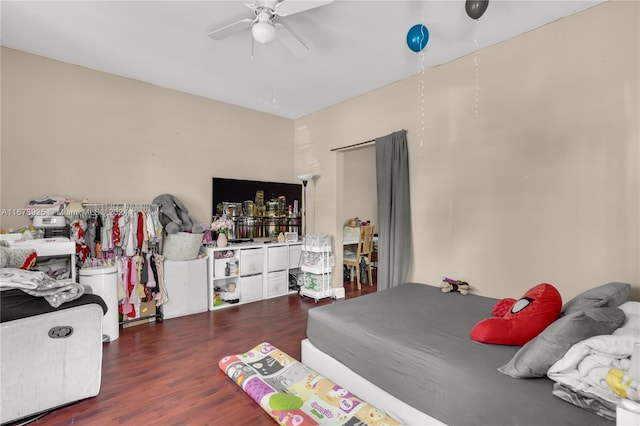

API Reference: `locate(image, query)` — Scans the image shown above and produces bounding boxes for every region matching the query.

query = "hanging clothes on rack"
[78,203,161,259]
[137,211,145,251]
[116,258,126,302]
[153,253,168,306]
[95,214,103,257]
[86,218,96,258]
[112,213,122,246]
[147,250,157,289]
[102,212,112,252]
[78,202,166,323]
[123,210,135,257]
[147,210,159,245]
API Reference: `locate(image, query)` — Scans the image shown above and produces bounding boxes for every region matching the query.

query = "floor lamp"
[297,174,315,237]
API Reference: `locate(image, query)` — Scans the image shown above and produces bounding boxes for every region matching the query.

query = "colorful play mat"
[219,342,400,425]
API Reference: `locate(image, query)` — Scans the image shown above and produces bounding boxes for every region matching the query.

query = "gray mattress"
[306,283,611,425]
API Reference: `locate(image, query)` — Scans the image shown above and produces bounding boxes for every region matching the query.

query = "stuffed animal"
[470,283,562,346]
[153,194,204,235]
[607,368,640,401]
[0,240,37,270]
[441,276,470,295]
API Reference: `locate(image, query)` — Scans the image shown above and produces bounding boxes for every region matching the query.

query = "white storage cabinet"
[203,242,302,310]
[0,235,76,282]
[162,257,208,319]
[205,247,242,308]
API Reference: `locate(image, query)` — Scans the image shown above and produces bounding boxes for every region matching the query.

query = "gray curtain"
[375,130,411,290]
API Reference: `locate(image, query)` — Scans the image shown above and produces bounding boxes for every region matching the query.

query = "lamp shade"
[252,22,276,44]
[297,174,315,182]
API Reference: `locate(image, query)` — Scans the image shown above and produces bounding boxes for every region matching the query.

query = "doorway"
[341,144,377,288]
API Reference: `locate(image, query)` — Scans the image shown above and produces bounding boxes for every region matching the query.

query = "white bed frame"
[301,338,444,425]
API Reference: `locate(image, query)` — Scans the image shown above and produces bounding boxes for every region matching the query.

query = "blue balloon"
[406,24,429,53]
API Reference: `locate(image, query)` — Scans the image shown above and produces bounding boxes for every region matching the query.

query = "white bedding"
[547,301,640,407]
[0,268,84,307]
[301,338,442,426]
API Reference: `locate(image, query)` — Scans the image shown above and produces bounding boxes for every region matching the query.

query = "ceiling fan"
[207,0,333,58]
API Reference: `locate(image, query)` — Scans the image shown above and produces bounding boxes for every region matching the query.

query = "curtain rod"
[330,129,407,152]
[330,139,375,152]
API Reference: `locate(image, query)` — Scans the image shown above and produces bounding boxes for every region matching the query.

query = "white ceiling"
[1,0,604,120]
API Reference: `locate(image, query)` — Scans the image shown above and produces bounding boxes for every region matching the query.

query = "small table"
[1,235,76,282]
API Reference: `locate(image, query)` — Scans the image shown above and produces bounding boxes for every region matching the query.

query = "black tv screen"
[212,177,302,218]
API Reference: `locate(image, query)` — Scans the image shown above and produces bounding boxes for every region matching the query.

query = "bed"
[303,282,618,425]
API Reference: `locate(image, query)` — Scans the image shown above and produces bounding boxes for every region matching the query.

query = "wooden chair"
[343,225,375,290]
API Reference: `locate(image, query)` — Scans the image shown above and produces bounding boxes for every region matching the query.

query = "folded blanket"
[0,268,84,308]
[552,382,616,421]
[548,323,640,411]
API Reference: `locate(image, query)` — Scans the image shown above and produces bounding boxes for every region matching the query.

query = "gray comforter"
[306,282,611,425]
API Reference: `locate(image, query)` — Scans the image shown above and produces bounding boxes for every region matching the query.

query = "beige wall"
[294,1,640,300]
[1,47,295,231]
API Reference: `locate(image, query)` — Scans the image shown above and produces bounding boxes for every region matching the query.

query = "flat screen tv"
[211,177,302,219]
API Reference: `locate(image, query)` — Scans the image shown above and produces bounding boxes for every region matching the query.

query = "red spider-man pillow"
[470,283,562,346]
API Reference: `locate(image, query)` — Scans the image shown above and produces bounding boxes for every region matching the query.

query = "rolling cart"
[299,234,335,303]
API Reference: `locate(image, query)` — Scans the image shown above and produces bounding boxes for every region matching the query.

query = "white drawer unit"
[240,274,263,302]
[240,247,264,275]
[288,243,302,269]
[267,245,288,272]
[202,241,303,311]
[267,270,288,297]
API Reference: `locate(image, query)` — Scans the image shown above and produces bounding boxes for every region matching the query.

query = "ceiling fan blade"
[275,23,308,58]
[244,2,259,13]
[275,0,333,17]
[207,18,254,40]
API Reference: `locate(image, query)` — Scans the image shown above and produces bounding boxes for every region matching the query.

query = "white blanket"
[0,267,84,307]
[547,301,640,407]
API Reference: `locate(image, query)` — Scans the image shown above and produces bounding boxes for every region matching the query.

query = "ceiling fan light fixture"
[252,21,276,44]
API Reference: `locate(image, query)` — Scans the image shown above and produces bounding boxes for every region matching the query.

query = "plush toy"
[153,194,204,235]
[0,241,37,270]
[607,368,640,401]
[470,283,562,346]
[441,276,470,295]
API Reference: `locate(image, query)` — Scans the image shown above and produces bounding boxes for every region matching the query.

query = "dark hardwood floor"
[21,274,377,426]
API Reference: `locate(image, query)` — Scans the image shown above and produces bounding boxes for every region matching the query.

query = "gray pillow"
[562,282,630,314]
[498,307,626,378]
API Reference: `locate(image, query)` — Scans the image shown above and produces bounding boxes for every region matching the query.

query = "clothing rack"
[81,202,159,212]
[77,201,162,255]
[76,202,164,326]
